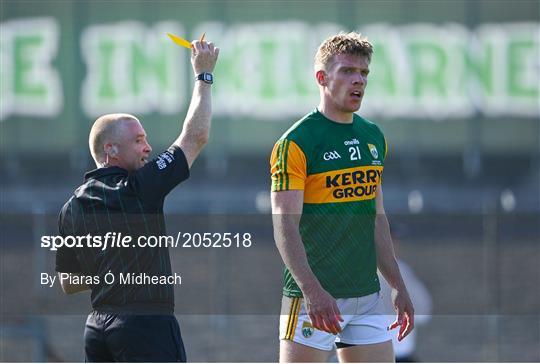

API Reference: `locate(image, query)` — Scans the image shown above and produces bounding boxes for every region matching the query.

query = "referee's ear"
[105,144,118,157]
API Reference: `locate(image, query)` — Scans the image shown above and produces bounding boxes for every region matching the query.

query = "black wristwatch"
[196,72,214,84]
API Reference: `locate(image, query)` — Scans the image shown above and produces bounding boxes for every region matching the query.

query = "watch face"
[198,73,213,83]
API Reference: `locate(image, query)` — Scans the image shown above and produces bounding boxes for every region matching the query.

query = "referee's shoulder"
[58,194,78,227]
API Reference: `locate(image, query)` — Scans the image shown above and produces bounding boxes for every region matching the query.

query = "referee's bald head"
[89,113,139,166]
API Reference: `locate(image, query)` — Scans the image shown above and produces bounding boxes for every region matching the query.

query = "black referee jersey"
[56,145,189,313]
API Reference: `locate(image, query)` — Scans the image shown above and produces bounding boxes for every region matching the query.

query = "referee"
[55,39,218,362]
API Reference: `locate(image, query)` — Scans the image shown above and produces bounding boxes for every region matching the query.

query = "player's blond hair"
[88,113,138,164]
[314,32,373,71]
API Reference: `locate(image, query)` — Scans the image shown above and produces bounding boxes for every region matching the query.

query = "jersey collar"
[84,166,127,181]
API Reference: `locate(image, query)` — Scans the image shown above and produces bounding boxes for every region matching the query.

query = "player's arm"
[173,40,219,168]
[272,190,343,335]
[375,185,414,341]
[57,273,90,294]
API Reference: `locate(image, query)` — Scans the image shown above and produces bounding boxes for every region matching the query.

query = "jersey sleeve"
[129,145,190,204]
[56,247,82,273]
[56,206,82,273]
[270,139,307,192]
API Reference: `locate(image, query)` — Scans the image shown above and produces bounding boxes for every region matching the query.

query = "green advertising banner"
[2,18,538,121]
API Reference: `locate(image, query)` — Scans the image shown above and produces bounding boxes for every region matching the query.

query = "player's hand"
[388,288,414,341]
[303,284,343,335]
[191,39,219,75]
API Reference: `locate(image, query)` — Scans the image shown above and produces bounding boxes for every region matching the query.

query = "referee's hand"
[191,39,219,75]
[303,284,343,335]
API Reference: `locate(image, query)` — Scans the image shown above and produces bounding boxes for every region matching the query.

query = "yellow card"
[166,33,191,49]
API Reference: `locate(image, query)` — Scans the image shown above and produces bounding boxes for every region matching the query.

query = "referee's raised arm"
[55,36,220,364]
[174,39,219,168]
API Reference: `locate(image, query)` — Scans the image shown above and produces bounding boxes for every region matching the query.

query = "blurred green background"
[1,0,538,171]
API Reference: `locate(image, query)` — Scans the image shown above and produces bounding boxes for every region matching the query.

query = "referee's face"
[115,120,153,172]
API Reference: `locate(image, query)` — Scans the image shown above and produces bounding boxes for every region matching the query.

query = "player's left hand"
[388,288,414,341]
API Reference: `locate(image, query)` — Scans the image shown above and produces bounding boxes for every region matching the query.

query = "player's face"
[115,120,152,172]
[322,54,370,115]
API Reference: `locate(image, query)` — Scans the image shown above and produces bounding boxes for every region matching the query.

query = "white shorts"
[279,292,391,351]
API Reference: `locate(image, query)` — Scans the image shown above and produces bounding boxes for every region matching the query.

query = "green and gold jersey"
[270,109,387,298]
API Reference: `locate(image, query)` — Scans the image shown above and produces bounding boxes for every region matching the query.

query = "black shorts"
[84,311,186,362]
